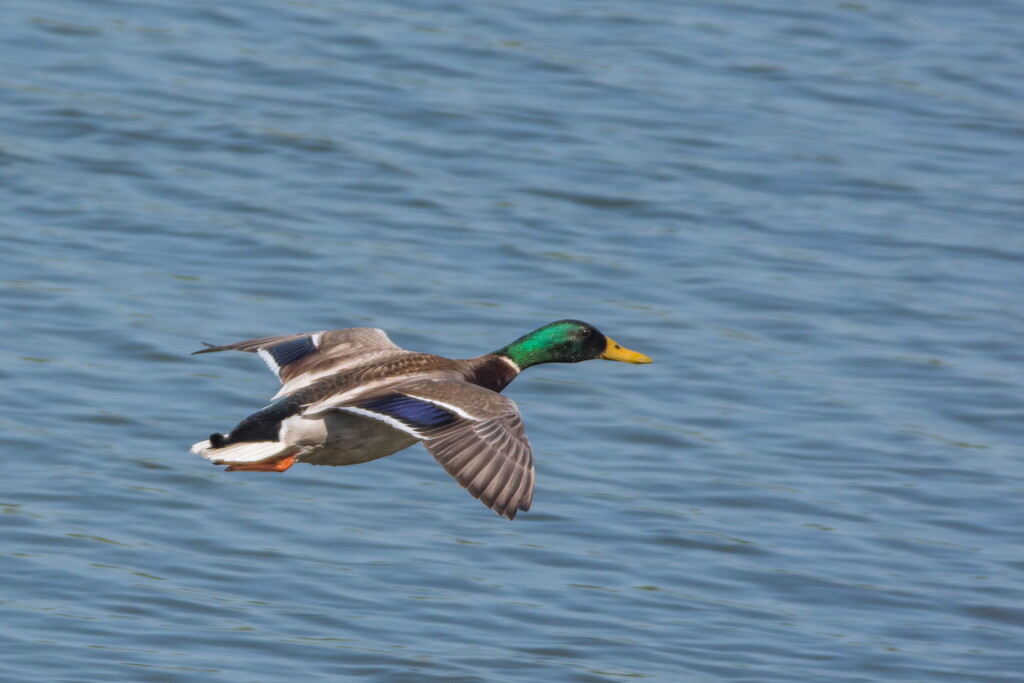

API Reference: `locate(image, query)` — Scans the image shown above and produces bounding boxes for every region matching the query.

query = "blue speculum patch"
[360,394,458,431]
[267,336,317,367]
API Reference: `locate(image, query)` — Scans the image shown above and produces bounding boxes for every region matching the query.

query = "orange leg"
[224,453,298,473]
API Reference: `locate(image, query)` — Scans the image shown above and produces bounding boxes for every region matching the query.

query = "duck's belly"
[283,410,419,466]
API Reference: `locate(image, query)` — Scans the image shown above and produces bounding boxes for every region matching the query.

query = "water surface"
[2,0,1023,680]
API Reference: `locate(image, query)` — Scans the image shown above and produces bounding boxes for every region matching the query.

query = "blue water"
[3,0,1023,680]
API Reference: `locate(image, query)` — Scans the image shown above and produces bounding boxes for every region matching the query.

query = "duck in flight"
[190,320,651,519]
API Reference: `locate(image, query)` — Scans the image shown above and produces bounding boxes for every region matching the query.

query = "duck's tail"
[190,438,297,472]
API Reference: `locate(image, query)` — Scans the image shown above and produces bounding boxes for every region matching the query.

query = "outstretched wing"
[326,379,535,520]
[425,409,534,520]
[193,327,406,395]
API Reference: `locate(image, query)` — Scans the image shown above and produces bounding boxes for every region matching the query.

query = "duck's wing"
[316,379,534,520]
[193,327,406,395]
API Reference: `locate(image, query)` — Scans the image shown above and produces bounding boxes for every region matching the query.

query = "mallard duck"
[190,320,651,519]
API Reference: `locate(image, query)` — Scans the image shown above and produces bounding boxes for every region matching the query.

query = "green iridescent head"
[495,320,652,370]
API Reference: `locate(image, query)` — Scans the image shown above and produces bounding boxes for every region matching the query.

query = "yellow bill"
[600,336,652,364]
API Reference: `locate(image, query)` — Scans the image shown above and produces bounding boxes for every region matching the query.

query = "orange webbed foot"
[223,453,298,473]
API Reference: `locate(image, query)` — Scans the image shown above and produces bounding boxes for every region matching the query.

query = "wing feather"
[493,465,523,519]
[193,327,407,395]
[330,378,535,520]
[419,406,533,519]
[478,453,516,514]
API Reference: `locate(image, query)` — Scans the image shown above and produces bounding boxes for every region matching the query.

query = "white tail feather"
[190,439,291,463]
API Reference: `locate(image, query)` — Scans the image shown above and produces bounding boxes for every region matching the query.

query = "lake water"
[3,0,1023,680]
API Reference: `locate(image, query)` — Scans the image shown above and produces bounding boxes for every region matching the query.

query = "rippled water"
[3,0,1023,680]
